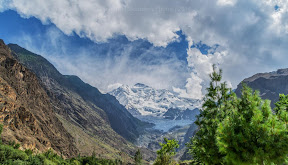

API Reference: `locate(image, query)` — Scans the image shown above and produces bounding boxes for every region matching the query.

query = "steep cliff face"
[235,68,288,107]
[8,43,153,160]
[0,40,78,157]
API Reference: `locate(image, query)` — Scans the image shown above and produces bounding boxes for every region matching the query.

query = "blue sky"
[0,10,191,93]
[1,0,288,99]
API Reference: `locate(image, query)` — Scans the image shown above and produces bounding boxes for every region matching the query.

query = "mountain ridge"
[8,43,155,161]
[235,68,288,107]
[109,83,201,118]
[8,43,146,141]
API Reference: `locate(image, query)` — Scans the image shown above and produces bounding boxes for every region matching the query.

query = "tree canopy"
[188,65,288,165]
[154,138,179,165]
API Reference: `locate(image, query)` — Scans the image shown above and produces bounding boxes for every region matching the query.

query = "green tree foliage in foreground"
[216,85,288,164]
[154,138,179,165]
[275,94,288,114]
[0,145,122,165]
[134,149,143,165]
[0,125,122,165]
[188,65,288,164]
[187,65,231,164]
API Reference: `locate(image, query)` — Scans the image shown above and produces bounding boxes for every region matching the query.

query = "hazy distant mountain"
[110,83,201,120]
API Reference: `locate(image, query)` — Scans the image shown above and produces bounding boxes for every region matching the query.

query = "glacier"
[109,83,202,132]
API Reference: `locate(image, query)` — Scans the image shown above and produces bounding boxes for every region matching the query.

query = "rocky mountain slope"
[0,39,78,157]
[179,123,199,160]
[8,43,154,161]
[235,68,288,107]
[163,108,200,120]
[110,83,201,119]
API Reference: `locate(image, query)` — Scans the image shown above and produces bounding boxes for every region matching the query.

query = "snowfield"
[110,83,201,116]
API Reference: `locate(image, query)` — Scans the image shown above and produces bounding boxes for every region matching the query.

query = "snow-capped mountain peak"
[109,83,202,117]
[134,83,150,88]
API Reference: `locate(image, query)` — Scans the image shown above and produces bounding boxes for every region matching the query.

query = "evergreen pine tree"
[188,66,288,164]
[154,138,179,165]
[275,94,288,132]
[216,85,288,164]
[274,94,288,113]
[187,65,232,164]
[134,149,143,165]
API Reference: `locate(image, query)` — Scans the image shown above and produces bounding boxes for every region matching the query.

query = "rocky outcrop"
[235,68,288,107]
[163,108,200,120]
[0,39,78,157]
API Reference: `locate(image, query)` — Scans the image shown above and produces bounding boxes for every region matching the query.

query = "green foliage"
[275,94,288,114]
[0,145,29,162]
[187,65,232,164]
[216,85,288,164]
[134,149,143,165]
[275,94,288,131]
[8,141,20,149]
[0,145,123,165]
[25,149,33,156]
[0,124,123,165]
[154,138,179,165]
[188,65,288,165]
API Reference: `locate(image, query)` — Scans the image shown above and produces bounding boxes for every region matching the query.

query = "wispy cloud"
[11,26,189,93]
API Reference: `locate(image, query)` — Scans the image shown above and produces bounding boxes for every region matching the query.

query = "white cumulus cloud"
[2,0,288,98]
[217,0,237,6]
[173,38,228,99]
